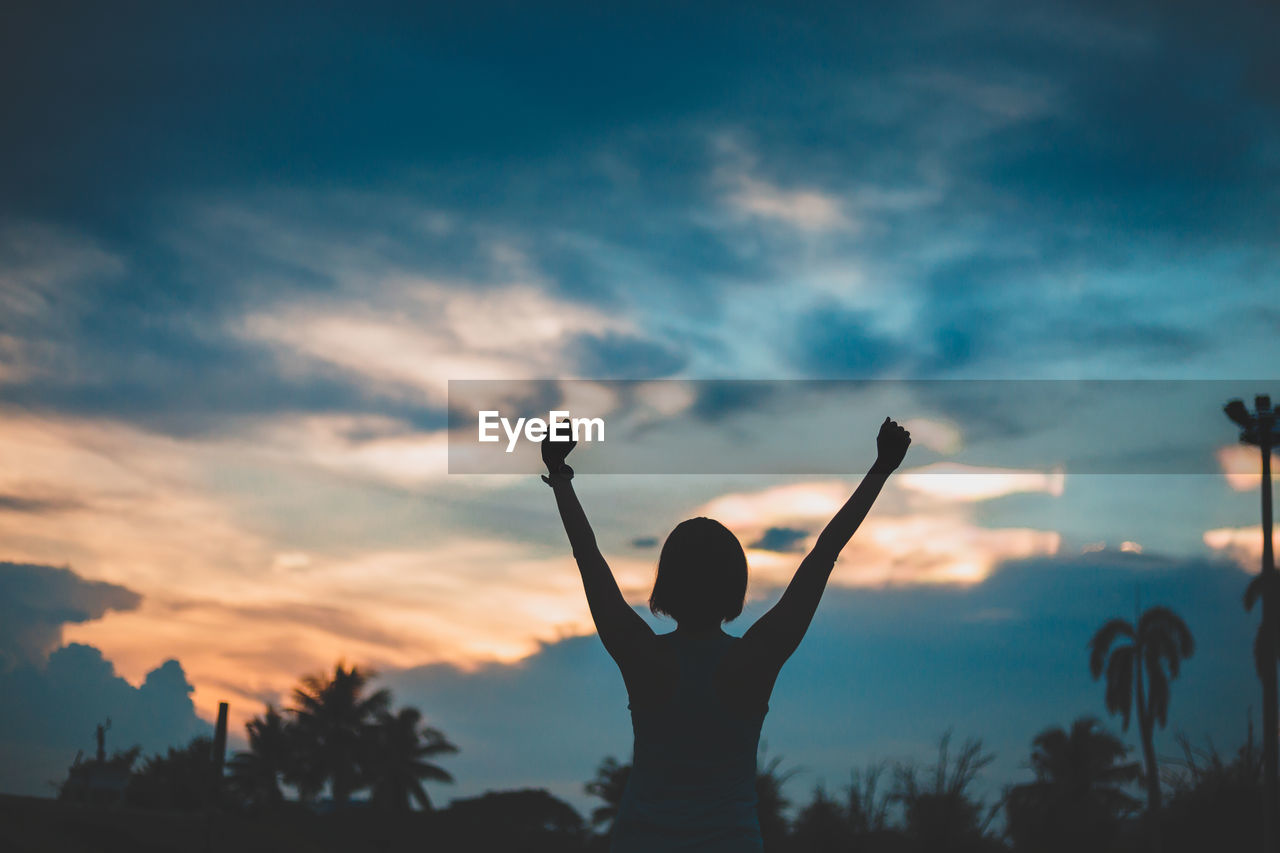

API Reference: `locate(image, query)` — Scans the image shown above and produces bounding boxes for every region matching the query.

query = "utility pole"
[206,701,229,853]
[1225,395,1279,852]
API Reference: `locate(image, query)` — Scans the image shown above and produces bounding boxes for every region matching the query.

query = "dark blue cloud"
[688,382,779,423]
[566,331,687,379]
[748,526,810,553]
[0,562,141,668]
[0,0,1275,433]
[0,644,210,797]
[0,563,206,797]
[791,305,906,377]
[0,495,84,514]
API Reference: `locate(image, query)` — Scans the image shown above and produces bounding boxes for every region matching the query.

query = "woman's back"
[540,419,910,851]
[612,629,768,852]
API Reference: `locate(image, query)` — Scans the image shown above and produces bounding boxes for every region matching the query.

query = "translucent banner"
[447,379,1279,475]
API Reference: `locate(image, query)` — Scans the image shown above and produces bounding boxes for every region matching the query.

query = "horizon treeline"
[47,596,1265,852]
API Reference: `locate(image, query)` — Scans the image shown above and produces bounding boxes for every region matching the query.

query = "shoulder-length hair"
[649,517,748,626]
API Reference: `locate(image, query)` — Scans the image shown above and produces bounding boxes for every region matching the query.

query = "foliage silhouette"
[438,788,589,852]
[789,784,854,851]
[756,748,800,851]
[583,747,799,850]
[223,662,456,814]
[1089,605,1194,820]
[1004,717,1140,852]
[1162,725,1264,853]
[845,761,892,837]
[227,704,290,810]
[365,706,457,812]
[58,743,140,805]
[584,755,630,831]
[892,732,1000,853]
[287,661,392,807]
[1244,571,1280,678]
[126,736,216,811]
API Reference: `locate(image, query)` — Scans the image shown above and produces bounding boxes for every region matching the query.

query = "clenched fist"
[875,417,911,472]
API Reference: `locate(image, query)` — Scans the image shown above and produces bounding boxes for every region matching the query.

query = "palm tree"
[366,706,457,811]
[227,704,291,809]
[288,661,391,807]
[1005,717,1141,852]
[1089,605,1194,818]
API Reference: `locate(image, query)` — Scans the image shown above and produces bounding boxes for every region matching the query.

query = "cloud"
[0,564,205,798]
[694,476,1060,588]
[725,175,851,232]
[0,644,209,797]
[1217,444,1279,492]
[789,304,910,377]
[0,562,141,668]
[565,331,687,379]
[896,463,1065,501]
[239,278,640,405]
[747,526,810,553]
[0,493,85,514]
[0,0,1276,812]
[1203,525,1274,571]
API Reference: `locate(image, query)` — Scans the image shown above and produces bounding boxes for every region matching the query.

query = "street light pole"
[1226,394,1279,852]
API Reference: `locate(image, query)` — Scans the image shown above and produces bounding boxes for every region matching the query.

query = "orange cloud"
[1217,444,1280,492]
[896,463,1065,500]
[0,396,1060,737]
[1203,525,1275,572]
[694,472,1061,591]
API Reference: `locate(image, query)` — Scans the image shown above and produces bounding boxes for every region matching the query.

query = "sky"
[1,0,1279,816]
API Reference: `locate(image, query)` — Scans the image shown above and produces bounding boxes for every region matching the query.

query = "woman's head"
[649,517,748,627]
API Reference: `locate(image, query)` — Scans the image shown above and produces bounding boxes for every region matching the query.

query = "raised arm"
[739,418,911,687]
[541,432,655,675]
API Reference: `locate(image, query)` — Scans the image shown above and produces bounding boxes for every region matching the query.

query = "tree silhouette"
[1163,725,1264,853]
[58,742,140,805]
[440,788,588,851]
[126,736,216,811]
[1005,717,1140,852]
[288,661,391,807]
[584,755,630,832]
[366,706,457,811]
[893,731,999,853]
[789,784,854,850]
[1089,605,1194,819]
[227,704,291,810]
[583,748,796,849]
[755,747,798,851]
[845,761,891,837]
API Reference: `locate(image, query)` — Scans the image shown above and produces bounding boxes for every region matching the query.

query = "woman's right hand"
[875,417,911,472]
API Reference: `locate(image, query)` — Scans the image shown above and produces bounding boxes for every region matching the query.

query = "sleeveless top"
[611,630,768,852]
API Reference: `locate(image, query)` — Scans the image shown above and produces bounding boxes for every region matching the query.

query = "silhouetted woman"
[542,417,911,851]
